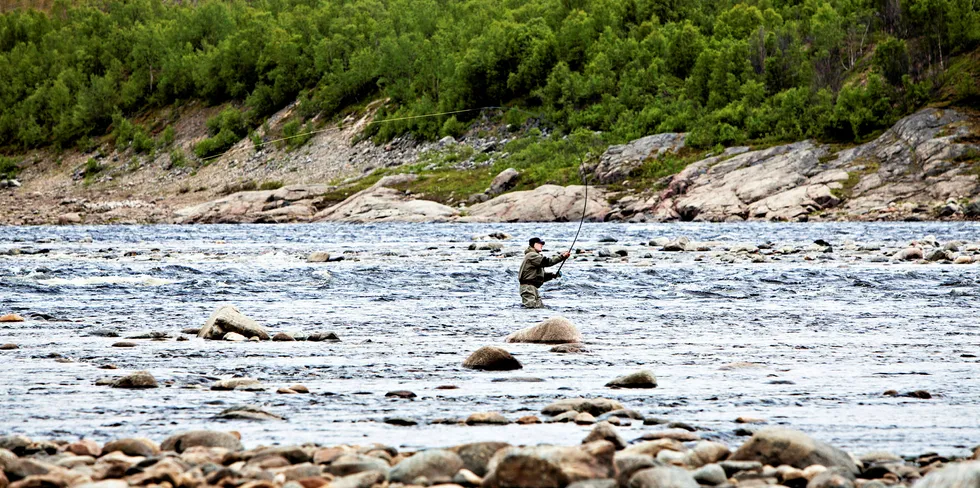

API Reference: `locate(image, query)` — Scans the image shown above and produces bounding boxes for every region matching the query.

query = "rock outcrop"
[466,185,610,222]
[616,108,980,222]
[586,133,687,184]
[314,186,457,223]
[176,184,329,224]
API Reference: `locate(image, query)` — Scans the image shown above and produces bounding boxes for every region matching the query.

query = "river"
[1,222,978,457]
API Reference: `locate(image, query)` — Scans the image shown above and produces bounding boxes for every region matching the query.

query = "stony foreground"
[1,425,978,488]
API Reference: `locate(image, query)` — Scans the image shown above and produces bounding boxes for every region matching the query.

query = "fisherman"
[519,237,570,308]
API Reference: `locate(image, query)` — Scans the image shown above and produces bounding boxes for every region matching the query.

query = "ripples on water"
[1,222,979,455]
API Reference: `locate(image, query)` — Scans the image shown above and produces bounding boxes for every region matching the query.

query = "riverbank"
[2,107,978,227]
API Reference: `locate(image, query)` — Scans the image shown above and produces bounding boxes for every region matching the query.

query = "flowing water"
[1,222,978,456]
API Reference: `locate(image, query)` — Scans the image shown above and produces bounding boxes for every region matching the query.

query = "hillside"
[0,0,979,224]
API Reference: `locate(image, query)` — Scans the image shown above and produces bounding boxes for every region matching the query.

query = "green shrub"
[195,108,249,159]
[259,180,283,190]
[0,157,20,179]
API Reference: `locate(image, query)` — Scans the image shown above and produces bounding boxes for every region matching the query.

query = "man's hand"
[556,271,562,278]
[562,251,571,258]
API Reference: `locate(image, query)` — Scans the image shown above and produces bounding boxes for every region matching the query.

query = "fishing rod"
[555,173,589,276]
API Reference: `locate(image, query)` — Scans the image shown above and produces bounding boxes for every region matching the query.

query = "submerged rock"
[462,346,522,371]
[505,317,582,344]
[215,405,284,421]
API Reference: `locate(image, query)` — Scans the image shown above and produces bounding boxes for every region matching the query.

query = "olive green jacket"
[519,246,566,287]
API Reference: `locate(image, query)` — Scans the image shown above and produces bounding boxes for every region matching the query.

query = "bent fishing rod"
[555,173,590,276]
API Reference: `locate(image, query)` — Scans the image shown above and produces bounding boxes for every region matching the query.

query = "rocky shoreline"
[1,424,978,488]
[2,108,979,226]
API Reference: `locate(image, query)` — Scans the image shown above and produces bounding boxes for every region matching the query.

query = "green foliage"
[280,119,315,149]
[0,0,978,155]
[195,107,248,158]
[83,158,104,179]
[169,148,187,168]
[111,114,154,154]
[873,37,910,85]
[159,125,176,147]
[0,156,20,179]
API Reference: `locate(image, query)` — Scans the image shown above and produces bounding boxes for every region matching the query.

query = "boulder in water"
[198,305,270,341]
[463,346,522,371]
[894,247,924,261]
[0,314,25,322]
[605,370,657,389]
[307,252,331,262]
[505,317,582,344]
[110,371,158,389]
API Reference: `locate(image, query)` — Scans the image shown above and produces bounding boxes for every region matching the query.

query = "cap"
[529,237,545,246]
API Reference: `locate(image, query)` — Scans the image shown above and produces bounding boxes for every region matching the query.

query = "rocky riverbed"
[1,426,979,488]
[2,222,979,474]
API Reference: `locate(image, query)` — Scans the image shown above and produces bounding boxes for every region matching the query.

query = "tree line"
[0,0,978,155]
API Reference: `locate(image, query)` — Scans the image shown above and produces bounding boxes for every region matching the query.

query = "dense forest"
[0,0,978,158]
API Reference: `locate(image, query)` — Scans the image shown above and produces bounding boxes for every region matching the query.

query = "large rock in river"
[729,428,857,474]
[314,186,457,223]
[198,305,270,341]
[462,346,522,371]
[466,185,610,222]
[482,441,616,488]
[505,317,582,344]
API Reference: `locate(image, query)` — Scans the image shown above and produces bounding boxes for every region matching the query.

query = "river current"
[1,222,978,457]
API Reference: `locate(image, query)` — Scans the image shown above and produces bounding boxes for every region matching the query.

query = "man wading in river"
[519,237,570,308]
